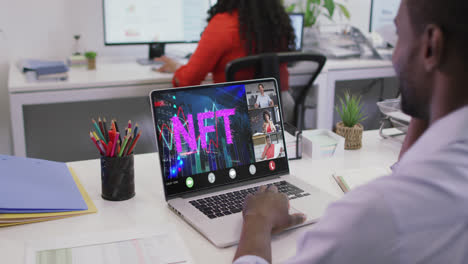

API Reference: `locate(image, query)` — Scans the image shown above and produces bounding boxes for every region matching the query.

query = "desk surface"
[0,129,402,264]
[8,57,393,94]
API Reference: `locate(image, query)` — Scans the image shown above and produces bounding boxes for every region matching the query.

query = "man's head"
[258,84,265,95]
[393,0,468,121]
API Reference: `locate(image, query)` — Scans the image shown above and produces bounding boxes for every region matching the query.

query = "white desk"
[0,129,402,264]
[8,58,394,158]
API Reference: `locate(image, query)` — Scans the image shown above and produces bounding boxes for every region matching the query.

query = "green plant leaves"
[335,90,367,128]
[337,3,351,19]
[288,0,350,27]
[286,3,297,13]
[323,0,335,18]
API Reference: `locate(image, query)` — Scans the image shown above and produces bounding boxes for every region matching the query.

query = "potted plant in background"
[335,90,366,150]
[84,51,97,70]
[286,0,351,47]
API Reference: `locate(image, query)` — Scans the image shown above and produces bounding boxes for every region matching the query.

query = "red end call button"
[269,161,276,171]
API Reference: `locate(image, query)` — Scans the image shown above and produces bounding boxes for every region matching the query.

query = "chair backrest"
[225,52,326,131]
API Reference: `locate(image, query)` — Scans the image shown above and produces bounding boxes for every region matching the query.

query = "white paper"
[25,226,193,264]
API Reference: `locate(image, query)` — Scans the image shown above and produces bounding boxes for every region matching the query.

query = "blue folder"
[21,59,69,76]
[0,155,88,213]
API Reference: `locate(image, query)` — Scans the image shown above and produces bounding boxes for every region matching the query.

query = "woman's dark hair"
[207,0,296,55]
[262,110,271,121]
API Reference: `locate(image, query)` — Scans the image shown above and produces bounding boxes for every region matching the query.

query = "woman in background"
[262,110,276,134]
[156,0,295,91]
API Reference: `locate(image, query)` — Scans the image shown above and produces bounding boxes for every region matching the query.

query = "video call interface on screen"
[152,80,288,195]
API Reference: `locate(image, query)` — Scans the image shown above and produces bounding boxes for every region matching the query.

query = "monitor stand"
[136,43,166,65]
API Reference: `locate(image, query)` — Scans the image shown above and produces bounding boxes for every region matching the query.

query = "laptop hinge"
[169,174,283,200]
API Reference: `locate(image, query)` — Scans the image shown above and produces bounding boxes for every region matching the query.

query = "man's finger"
[266,185,278,193]
[257,185,267,193]
[288,213,307,227]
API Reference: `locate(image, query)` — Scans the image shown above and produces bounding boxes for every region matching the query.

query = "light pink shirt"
[235,106,468,264]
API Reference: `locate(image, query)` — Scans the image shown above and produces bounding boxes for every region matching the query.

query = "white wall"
[0,0,372,156]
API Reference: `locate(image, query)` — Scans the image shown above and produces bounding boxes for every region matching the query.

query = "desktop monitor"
[369,0,400,32]
[289,13,304,51]
[102,0,211,64]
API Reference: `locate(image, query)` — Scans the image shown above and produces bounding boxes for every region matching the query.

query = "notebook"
[0,155,88,213]
[333,167,392,193]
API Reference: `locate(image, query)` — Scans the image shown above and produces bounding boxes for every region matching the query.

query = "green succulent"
[335,90,367,128]
[286,0,350,27]
[84,51,97,59]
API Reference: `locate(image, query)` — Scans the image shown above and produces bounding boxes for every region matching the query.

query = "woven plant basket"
[335,122,363,150]
[87,58,96,70]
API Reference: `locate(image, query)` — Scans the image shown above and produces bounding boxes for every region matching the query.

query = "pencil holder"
[100,154,135,201]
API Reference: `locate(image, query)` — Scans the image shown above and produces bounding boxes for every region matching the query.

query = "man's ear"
[422,24,445,71]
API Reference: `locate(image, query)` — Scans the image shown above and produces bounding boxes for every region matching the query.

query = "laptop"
[150,78,337,247]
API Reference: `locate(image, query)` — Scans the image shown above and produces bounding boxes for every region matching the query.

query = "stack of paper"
[0,155,97,227]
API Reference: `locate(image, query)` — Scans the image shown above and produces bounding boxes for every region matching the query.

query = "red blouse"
[173,11,289,91]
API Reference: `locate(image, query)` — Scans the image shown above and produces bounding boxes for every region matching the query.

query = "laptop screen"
[150,78,289,198]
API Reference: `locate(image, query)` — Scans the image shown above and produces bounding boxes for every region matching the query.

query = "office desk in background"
[8,57,395,161]
[0,129,402,264]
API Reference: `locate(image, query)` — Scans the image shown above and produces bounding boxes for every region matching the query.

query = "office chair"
[225,52,326,131]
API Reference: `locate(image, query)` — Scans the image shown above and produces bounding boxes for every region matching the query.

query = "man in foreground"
[233,0,468,263]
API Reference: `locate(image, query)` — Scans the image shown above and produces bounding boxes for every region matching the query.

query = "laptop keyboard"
[189,181,310,219]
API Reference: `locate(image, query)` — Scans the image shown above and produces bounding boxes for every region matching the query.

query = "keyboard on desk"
[189,181,310,219]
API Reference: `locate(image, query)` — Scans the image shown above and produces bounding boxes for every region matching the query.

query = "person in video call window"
[261,136,283,160]
[262,110,276,134]
[255,84,274,109]
[155,0,295,91]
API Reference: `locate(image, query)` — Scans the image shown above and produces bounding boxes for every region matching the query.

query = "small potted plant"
[286,0,351,47]
[335,90,366,150]
[84,51,97,70]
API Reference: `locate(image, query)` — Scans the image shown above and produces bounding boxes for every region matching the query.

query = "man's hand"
[233,185,306,263]
[154,56,181,73]
[243,185,306,234]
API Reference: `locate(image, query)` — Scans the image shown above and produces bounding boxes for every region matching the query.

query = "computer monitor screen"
[289,13,304,51]
[103,0,211,45]
[369,0,400,32]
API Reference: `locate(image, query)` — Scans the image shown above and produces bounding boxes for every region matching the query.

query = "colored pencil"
[122,135,132,156]
[103,118,109,142]
[98,117,105,138]
[114,120,122,143]
[133,124,139,139]
[90,132,104,155]
[92,131,100,141]
[126,120,132,136]
[111,132,119,157]
[118,135,130,157]
[126,132,141,155]
[106,140,113,156]
[92,118,107,144]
